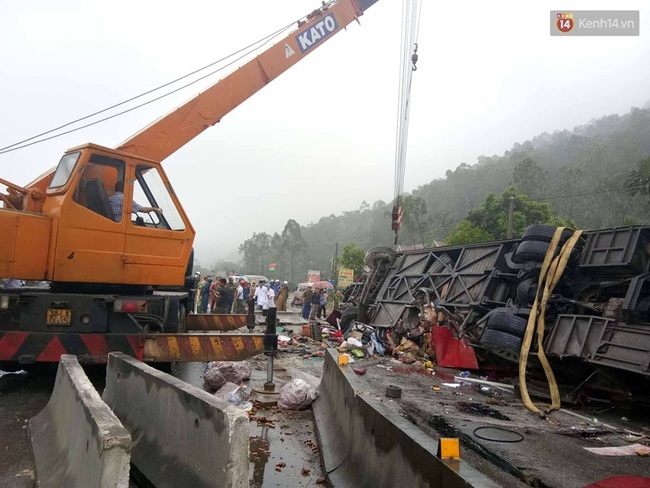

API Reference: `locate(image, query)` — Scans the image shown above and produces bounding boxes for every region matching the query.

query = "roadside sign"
[338,268,354,288]
[308,270,320,283]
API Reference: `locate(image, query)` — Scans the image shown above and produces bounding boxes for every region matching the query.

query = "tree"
[281,219,306,283]
[625,156,650,202]
[400,194,431,245]
[270,232,284,280]
[339,243,365,277]
[444,221,493,245]
[445,187,574,245]
[214,260,239,275]
[513,157,548,199]
[238,232,271,275]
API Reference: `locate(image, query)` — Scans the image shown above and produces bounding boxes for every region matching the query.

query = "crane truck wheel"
[364,246,397,269]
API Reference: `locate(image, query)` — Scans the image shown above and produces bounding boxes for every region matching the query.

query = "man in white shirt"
[233,280,245,313]
[265,282,276,313]
[254,280,268,314]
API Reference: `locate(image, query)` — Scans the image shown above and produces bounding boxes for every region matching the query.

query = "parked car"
[243,275,269,284]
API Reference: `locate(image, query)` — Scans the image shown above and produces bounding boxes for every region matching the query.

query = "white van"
[243,275,269,283]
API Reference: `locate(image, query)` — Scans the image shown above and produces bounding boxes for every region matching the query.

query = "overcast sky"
[2,1,649,267]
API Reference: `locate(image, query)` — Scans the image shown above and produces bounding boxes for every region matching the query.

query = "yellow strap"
[518,228,583,416]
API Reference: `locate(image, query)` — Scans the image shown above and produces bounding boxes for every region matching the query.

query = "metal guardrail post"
[246,299,256,332]
[263,308,278,392]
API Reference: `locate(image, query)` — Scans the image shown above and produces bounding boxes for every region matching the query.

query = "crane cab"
[1,143,195,289]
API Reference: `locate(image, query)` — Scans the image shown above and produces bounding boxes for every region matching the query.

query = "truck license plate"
[47,309,71,326]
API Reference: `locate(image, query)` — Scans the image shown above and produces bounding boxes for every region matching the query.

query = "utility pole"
[332,242,339,287]
[507,196,515,239]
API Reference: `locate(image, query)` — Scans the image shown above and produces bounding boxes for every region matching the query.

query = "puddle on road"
[172,362,325,486]
[249,406,324,487]
[455,401,511,421]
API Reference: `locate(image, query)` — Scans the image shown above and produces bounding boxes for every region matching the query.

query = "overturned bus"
[343,225,650,402]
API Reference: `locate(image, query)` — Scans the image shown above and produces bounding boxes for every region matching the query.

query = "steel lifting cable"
[518,227,583,416]
[392,0,423,243]
[0,20,297,155]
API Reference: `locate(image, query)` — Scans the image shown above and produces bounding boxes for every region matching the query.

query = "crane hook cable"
[518,227,583,416]
[392,0,423,243]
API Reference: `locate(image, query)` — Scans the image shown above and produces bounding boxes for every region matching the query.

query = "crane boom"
[117,0,378,162]
[0,0,383,368]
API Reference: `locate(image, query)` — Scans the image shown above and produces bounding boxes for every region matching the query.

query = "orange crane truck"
[0,0,380,367]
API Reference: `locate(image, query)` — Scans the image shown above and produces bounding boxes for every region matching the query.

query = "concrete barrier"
[30,355,131,488]
[312,349,499,488]
[102,352,249,488]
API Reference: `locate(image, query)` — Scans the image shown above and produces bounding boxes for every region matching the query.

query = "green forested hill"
[237,105,650,281]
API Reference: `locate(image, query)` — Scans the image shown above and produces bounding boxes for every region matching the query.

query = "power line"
[0,21,295,155]
[534,185,641,201]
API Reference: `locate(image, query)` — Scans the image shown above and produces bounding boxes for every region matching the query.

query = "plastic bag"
[277,379,318,410]
[214,382,251,405]
[370,332,385,355]
[347,337,363,348]
[207,360,252,380]
[203,361,251,391]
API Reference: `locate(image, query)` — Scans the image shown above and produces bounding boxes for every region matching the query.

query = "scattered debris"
[456,402,511,421]
[472,426,524,443]
[557,425,614,438]
[583,444,650,456]
[353,367,367,376]
[304,439,319,454]
[213,381,252,411]
[250,415,276,428]
[386,385,402,398]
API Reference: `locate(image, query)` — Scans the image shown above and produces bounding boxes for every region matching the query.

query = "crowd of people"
[195,275,346,322]
[196,276,290,315]
[298,285,343,321]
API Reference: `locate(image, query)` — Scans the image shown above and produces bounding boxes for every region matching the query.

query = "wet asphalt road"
[0,358,324,488]
[0,365,109,488]
[174,359,325,487]
[2,321,649,488]
[0,370,50,488]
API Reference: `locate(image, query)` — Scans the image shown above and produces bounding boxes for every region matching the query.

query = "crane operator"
[109,180,162,223]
